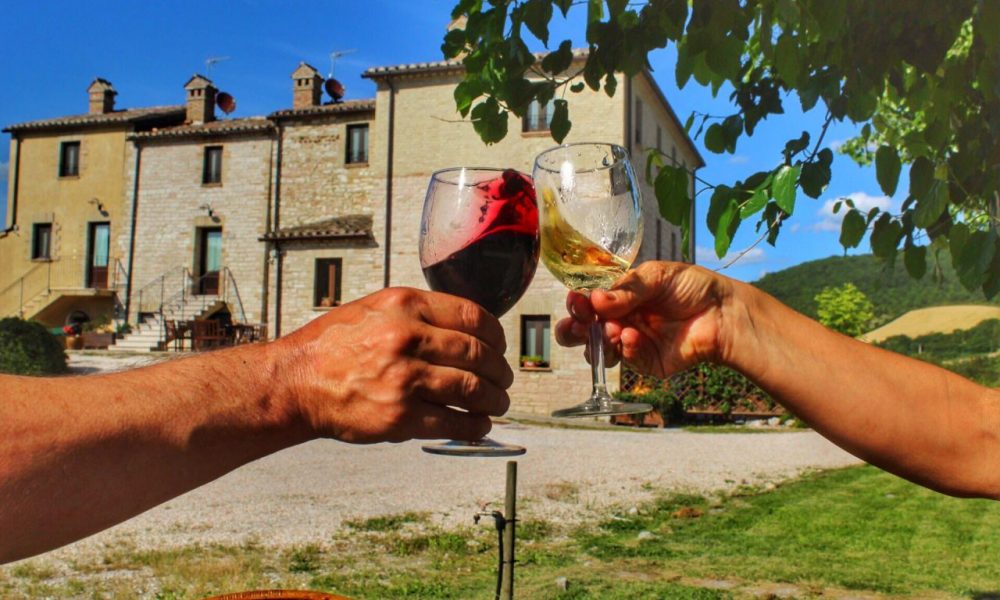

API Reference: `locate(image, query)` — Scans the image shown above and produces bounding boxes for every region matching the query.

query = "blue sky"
[0,1,894,282]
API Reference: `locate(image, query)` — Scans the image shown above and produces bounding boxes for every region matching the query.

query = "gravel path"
[29,353,861,562]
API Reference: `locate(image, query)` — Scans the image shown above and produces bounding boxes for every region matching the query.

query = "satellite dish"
[217,92,236,115]
[325,78,345,102]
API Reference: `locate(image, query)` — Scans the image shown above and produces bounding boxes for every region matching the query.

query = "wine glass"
[532,143,652,418]
[419,167,540,457]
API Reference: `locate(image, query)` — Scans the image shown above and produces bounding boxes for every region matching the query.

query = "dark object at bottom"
[199,591,352,600]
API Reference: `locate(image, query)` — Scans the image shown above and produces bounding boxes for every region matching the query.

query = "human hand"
[271,288,514,444]
[554,262,735,378]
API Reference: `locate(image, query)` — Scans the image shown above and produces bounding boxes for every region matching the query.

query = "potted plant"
[520,355,543,368]
[319,296,339,308]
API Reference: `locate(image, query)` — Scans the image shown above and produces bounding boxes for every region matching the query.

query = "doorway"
[87,222,110,289]
[196,227,222,295]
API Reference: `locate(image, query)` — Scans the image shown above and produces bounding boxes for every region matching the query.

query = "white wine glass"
[419,167,539,456]
[532,143,651,418]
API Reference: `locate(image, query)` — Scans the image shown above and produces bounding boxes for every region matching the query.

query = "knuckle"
[378,287,417,310]
[464,338,483,365]
[381,326,419,356]
[460,372,482,399]
[458,301,484,332]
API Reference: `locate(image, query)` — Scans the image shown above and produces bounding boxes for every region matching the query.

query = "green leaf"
[704,123,726,153]
[740,189,768,219]
[839,209,866,250]
[875,145,901,197]
[520,0,553,45]
[470,98,509,144]
[684,112,695,133]
[904,244,927,279]
[706,36,743,82]
[908,156,934,199]
[870,214,903,260]
[913,180,950,229]
[714,200,740,258]
[570,81,585,93]
[453,79,484,117]
[721,115,743,154]
[654,165,691,226]
[774,33,801,87]
[955,231,997,290]
[550,98,571,143]
[799,160,831,199]
[442,28,467,59]
[675,43,693,89]
[603,72,618,97]
[541,40,573,74]
[645,149,664,184]
[554,0,572,17]
[772,165,800,215]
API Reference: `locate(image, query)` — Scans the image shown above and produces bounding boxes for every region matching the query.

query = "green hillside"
[753,253,999,325]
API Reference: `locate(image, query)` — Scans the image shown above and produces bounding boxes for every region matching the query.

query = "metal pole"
[500,460,517,600]
[19,277,24,318]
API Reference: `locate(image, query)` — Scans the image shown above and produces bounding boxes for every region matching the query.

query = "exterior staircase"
[111,294,224,352]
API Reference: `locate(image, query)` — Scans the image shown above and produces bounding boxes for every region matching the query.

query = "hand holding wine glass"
[532,142,651,417]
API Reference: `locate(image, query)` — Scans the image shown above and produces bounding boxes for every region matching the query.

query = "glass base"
[551,401,653,418]
[422,437,526,457]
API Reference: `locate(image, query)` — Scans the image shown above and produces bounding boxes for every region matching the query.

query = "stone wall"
[129,134,272,324]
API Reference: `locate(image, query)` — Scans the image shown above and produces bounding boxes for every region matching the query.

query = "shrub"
[617,364,777,417]
[0,317,69,375]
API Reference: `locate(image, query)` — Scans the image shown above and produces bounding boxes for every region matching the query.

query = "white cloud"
[728,155,749,165]
[828,139,845,151]
[696,245,767,267]
[813,191,892,232]
[789,222,802,233]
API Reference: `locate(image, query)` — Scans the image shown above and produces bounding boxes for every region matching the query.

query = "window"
[314,258,343,307]
[520,315,551,367]
[346,124,369,164]
[59,141,80,177]
[634,99,643,146]
[522,99,556,132]
[203,146,223,184]
[32,223,52,259]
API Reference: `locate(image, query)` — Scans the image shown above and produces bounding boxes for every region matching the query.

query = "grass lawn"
[3,466,999,599]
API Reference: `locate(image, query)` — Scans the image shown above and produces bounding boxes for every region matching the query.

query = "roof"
[260,214,374,242]
[3,105,185,133]
[130,117,274,141]
[269,98,375,120]
[362,49,589,80]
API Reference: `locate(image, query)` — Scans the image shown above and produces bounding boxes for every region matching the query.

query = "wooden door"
[87,222,110,289]
[198,228,222,295]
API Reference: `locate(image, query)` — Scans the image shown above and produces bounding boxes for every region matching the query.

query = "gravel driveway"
[28,353,861,562]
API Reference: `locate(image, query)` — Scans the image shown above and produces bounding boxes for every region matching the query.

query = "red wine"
[422,170,539,317]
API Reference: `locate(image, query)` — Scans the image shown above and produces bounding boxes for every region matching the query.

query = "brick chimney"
[87,78,117,114]
[183,74,217,124]
[291,62,323,109]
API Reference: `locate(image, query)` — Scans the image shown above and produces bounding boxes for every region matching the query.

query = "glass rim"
[429,166,530,186]
[533,142,630,175]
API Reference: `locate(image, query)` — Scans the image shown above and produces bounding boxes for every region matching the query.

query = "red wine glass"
[419,167,539,457]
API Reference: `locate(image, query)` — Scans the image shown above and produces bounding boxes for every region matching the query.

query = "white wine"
[540,188,631,290]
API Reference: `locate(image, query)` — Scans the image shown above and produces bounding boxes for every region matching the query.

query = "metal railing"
[134,267,188,317]
[0,262,52,319]
[131,265,249,341]
[221,266,248,324]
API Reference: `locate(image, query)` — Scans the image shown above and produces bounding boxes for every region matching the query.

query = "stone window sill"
[202,182,223,188]
[312,305,341,312]
[519,366,552,372]
[521,130,552,138]
[31,257,54,263]
[58,175,80,180]
[344,162,369,169]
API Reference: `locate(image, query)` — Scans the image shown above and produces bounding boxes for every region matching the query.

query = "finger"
[554,317,589,347]
[582,321,622,367]
[417,365,511,417]
[566,291,595,323]
[590,264,666,320]
[409,403,493,442]
[414,324,514,389]
[416,291,507,353]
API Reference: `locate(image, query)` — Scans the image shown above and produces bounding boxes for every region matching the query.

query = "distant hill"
[753,253,1000,325]
[862,306,1000,343]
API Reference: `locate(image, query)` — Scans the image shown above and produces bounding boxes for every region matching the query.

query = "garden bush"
[616,364,778,417]
[0,317,69,375]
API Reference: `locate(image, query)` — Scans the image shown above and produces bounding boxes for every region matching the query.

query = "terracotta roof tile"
[3,105,185,133]
[362,49,589,79]
[269,99,375,119]
[130,117,274,140]
[260,214,373,242]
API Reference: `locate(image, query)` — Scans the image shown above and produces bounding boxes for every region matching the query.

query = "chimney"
[183,74,217,124]
[291,62,323,109]
[88,78,117,114]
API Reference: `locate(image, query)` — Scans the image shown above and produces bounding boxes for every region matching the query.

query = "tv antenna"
[205,56,231,74]
[328,49,357,78]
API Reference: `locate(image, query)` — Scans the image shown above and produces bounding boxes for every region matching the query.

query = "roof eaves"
[638,69,706,169]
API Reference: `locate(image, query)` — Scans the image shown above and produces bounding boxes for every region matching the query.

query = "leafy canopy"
[443,0,1000,297]
[814,283,875,337]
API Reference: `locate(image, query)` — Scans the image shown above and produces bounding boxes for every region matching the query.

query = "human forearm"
[724,281,1000,498]
[0,342,306,563]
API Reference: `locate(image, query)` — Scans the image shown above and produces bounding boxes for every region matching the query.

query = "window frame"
[32,223,52,260]
[59,141,80,177]
[522,99,557,133]
[634,98,643,146]
[202,145,223,185]
[345,124,369,165]
[313,258,343,308]
[520,314,552,368]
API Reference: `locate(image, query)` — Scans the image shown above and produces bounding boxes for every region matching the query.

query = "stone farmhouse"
[0,52,703,415]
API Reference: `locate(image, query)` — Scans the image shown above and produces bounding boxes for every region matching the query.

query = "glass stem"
[589,320,612,407]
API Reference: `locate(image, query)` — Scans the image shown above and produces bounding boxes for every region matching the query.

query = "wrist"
[247,339,313,443]
[715,278,765,374]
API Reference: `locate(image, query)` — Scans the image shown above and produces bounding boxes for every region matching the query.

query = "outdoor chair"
[191,319,229,351]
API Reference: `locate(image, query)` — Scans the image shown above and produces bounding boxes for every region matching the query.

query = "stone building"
[0,80,184,327]
[1,51,702,415]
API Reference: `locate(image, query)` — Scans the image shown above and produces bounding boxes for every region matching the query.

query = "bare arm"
[0,288,513,563]
[557,262,1000,499]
